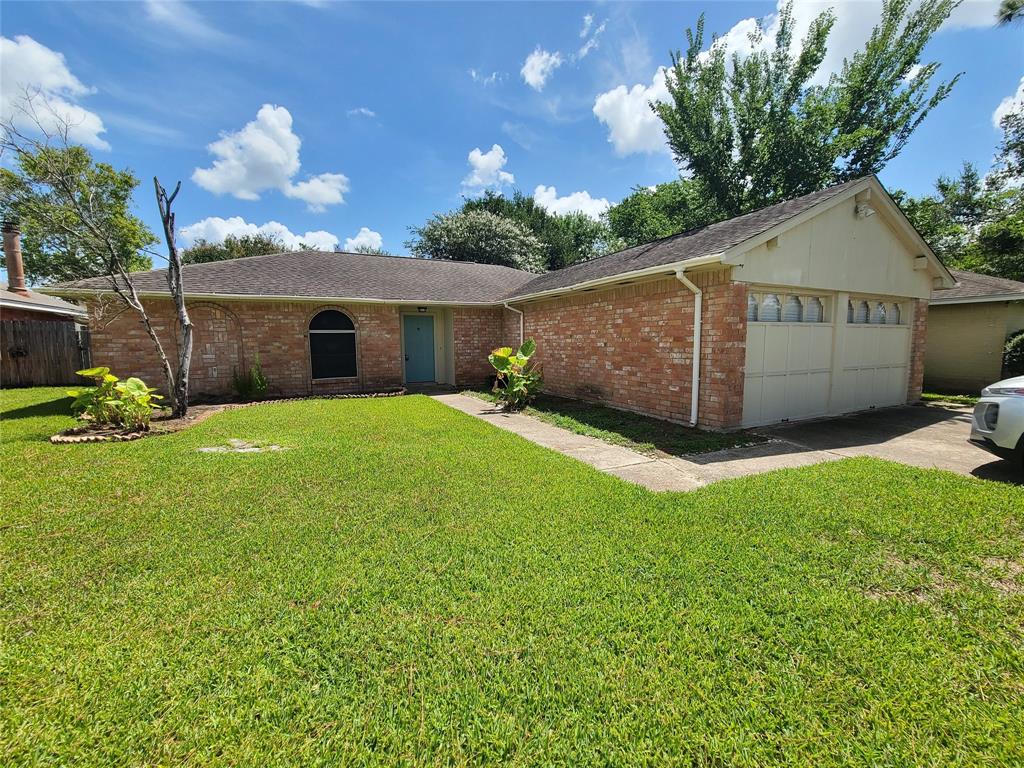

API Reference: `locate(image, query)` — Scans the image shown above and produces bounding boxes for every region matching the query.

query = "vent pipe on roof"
[2,222,29,296]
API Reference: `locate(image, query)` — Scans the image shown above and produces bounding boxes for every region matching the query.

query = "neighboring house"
[925,270,1024,393]
[42,176,953,429]
[1,225,86,323]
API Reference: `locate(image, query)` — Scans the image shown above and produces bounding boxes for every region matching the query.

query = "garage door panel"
[742,375,763,424]
[783,372,809,418]
[808,326,832,370]
[762,375,789,422]
[745,324,766,376]
[786,326,811,371]
[763,327,791,374]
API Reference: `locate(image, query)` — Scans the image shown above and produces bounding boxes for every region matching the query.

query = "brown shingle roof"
[932,270,1024,303]
[43,250,538,304]
[504,178,866,299]
[0,283,87,317]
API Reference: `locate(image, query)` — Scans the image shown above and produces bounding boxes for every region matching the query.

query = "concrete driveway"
[758,404,1021,485]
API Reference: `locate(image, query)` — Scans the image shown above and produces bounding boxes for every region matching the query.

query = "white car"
[970,375,1024,473]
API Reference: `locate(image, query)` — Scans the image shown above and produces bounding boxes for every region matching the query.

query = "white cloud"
[592,66,670,155]
[346,106,375,118]
[469,69,502,86]
[343,227,384,252]
[575,19,606,61]
[521,47,563,91]
[993,75,1024,129]
[944,0,1000,28]
[143,0,233,46]
[180,216,339,252]
[192,104,349,212]
[462,144,515,190]
[903,63,924,83]
[0,35,109,149]
[533,184,610,220]
[580,14,594,38]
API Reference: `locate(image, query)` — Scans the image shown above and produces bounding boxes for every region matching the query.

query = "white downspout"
[503,302,524,347]
[674,268,702,426]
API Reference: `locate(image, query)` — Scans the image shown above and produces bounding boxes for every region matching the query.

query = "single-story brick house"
[41,176,953,429]
[925,269,1024,392]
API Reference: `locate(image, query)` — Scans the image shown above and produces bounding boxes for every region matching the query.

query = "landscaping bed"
[1,386,1022,766]
[465,388,764,456]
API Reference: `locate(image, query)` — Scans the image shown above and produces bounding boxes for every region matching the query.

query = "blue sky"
[2,0,1022,266]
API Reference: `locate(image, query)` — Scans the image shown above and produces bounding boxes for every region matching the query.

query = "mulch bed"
[49,388,408,444]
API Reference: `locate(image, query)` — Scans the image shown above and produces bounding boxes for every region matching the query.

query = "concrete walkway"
[433,394,1019,491]
[433,393,840,492]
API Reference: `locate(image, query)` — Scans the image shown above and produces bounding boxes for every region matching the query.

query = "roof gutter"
[0,296,87,318]
[674,268,702,427]
[505,253,723,305]
[36,288,502,308]
[930,294,1024,306]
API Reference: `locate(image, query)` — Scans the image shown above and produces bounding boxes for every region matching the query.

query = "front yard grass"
[2,387,1023,766]
[464,388,761,456]
[922,391,981,406]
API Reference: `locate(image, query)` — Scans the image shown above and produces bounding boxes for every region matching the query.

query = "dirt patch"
[862,551,953,605]
[981,556,1024,596]
[197,438,288,454]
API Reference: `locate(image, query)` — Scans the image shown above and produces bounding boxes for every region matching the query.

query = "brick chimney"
[3,221,29,296]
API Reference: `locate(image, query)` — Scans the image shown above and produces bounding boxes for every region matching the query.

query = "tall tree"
[461,190,613,270]
[182,232,289,264]
[605,179,719,246]
[656,0,960,218]
[405,210,546,272]
[0,140,154,284]
[997,0,1024,24]
[0,99,193,415]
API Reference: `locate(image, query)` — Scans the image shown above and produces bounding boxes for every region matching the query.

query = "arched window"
[309,310,356,379]
[847,300,854,324]
[804,297,824,323]
[747,294,759,322]
[782,295,803,322]
[870,302,886,324]
[760,294,781,322]
[853,300,869,324]
[888,303,901,325]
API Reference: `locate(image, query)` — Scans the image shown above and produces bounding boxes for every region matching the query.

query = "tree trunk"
[154,178,193,418]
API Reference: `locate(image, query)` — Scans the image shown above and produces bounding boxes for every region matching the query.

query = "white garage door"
[742,292,911,427]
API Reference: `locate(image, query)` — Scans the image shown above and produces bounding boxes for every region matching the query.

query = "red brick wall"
[907,298,928,402]
[516,270,746,428]
[86,298,403,398]
[452,306,503,388]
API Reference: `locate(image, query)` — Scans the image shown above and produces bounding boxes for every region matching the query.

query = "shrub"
[232,353,268,401]
[1004,330,1024,378]
[67,367,164,430]
[488,339,542,411]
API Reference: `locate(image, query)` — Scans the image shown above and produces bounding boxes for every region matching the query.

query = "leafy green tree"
[182,232,288,265]
[461,190,613,269]
[606,179,720,246]
[0,144,154,283]
[895,110,1024,282]
[998,0,1024,24]
[349,243,393,256]
[405,210,546,273]
[656,0,960,218]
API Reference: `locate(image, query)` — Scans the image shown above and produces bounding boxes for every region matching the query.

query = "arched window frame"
[308,308,358,380]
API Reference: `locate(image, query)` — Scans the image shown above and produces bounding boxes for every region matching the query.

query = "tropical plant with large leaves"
[488,339,542,411]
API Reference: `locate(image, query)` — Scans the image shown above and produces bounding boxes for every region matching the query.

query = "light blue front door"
[403,314,435,383]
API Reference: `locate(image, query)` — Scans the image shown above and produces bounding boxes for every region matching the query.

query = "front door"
[403,314,435,383]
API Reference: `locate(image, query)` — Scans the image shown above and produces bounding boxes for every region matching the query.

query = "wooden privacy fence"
[1,320,91,387]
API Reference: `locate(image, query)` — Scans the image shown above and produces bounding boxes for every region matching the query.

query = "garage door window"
[747,294,759,321]
[870,302,887,324]
[888,303,902,324]
[782,295,803,322]
[805,297,824,323]
[760,294,781,321]
[850,300,869,324]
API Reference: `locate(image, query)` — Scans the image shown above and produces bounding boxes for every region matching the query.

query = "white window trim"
[747,289,831,324]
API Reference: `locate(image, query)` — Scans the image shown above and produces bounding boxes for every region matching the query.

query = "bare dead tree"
[154,178,192,416]
[1,93,192,415]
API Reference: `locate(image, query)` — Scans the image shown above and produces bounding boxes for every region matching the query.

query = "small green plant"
[67,367,164,430]
[488,339,542,411]
[232,353,268,401]
[1004,330,1024,378]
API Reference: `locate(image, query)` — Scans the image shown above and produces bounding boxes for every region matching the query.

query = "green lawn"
[464,389,760,456]
[922,391,981,406]
[1,387,1023,767]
